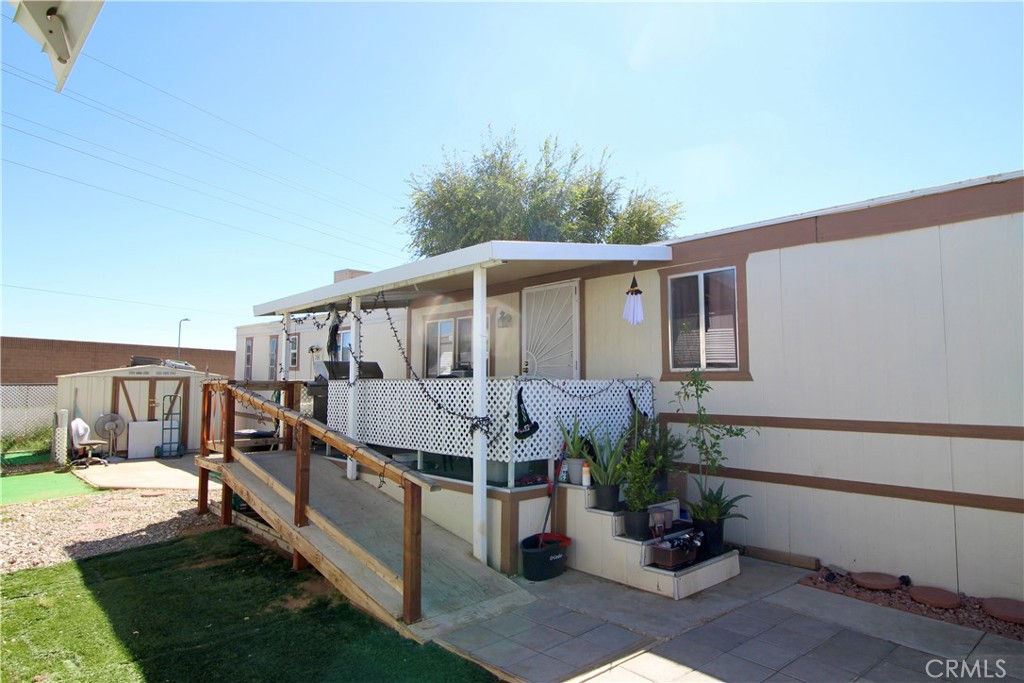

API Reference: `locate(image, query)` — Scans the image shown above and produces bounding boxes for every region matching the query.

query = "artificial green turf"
[0,471,102,506]
[0,450,51,467]
[0,527,495,683]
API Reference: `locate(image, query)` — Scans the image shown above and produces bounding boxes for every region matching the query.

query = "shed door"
[521,280,579,379]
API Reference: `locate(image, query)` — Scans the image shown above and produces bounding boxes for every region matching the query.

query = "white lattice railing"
[327,377,653,463]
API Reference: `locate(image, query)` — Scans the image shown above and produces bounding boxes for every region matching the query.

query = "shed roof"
[57,365,225,380]
[254,240,673,316]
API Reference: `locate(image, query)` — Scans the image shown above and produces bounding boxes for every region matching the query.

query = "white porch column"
[281,315,290,381]
[347,296,361,480]
[472,266,488,563]
[280,315,290,442]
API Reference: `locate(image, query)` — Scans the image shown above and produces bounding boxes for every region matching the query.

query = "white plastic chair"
[70,417,108,467]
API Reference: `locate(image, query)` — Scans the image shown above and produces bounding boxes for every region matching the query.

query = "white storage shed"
[56,365,225,457]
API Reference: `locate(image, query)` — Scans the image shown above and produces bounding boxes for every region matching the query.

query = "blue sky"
[2,2,1021,351]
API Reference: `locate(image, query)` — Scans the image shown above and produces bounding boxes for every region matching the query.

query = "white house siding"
[408,292,520,377]
[582,269,663,383]
[235,309,408,384]
[628,211,1023,599]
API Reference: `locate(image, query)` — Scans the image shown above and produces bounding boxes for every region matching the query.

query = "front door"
[521,280,579,379]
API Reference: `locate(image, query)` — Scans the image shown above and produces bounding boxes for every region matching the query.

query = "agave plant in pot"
[674,369,757,560]
[583,431,626,511]
[558,417,594,486]
[621,439,663,540]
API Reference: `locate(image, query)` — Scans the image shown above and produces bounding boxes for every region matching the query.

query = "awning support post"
[347,295,361,480]
[472,266,488,564]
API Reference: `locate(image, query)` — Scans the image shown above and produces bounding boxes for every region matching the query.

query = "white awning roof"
[254,240,673,316]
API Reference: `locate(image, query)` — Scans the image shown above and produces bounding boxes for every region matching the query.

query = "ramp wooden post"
[294,422,310,527]
[197,469,209,515]
[220,387,235,526]
[292,420,311,570]
[200,383,211,457]
[403,484,422,624]
[197,382,211,515]
[223,389,235,463]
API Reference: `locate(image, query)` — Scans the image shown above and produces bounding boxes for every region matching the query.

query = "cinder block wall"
[1,336,235,384]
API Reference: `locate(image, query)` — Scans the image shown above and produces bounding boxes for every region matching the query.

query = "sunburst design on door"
[522,281,578,379]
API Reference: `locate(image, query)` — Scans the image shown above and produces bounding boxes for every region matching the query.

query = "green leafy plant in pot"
[673,369,757,559]
[558,417,594,486]
[621,439,663,540]
[583,431,627,511]
[625,407,686,497]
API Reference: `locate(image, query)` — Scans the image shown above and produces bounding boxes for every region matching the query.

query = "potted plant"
[673,369,756,560]
[620,439,663,540]
[583,430,626,511]
[625,408,686,496]
[558,417,593,486]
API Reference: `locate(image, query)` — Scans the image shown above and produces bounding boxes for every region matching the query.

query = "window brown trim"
[287,333,301,370]
[243,336,254,381]
[660,256,751,382]
[267,335,279,380]
[421,307,495,377]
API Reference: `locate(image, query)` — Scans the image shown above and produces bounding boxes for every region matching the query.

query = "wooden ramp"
[206,450,533,643]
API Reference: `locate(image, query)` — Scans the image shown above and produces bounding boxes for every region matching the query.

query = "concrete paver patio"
[436,558,1023,683]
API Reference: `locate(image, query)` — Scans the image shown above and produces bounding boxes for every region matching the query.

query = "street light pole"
[177,318,190,359]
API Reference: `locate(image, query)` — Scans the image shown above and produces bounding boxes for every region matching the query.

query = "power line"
[81,52,404,204]
[1,283,236,316]
[2,65,400,227]
[3,121,406,259]
[2,157,391,270]
[2,110,406,255]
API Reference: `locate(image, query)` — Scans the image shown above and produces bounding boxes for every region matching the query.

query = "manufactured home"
[238,171,1022,602]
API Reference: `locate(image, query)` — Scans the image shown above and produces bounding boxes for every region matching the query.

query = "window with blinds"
[669,267,738,370]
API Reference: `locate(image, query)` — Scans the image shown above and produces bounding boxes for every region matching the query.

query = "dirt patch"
[268,574,340,613]
[801,567,1023,641]
[185,557,236,570]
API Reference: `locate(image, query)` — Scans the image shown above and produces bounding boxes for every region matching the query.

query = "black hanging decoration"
[326,305,341,362]
[627,388,649,420]
[514,387,539,439]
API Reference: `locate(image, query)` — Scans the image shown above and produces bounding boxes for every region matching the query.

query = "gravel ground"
[0,489,222,574]
[800,566,1023,641]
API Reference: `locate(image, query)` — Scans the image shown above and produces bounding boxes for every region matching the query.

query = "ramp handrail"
[197,379,432,624]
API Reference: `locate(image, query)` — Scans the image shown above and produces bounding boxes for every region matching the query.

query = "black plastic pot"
[593,484,621,512]
[521,533,571,581]
[693,519,724,560]
[622,510,651,540]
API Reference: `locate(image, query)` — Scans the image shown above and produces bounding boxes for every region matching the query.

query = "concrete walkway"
[71,456,215,491]
[437,559,1023,683]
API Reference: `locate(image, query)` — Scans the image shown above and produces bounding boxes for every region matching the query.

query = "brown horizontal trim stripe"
[668,177,1023,264]
[816,177,1024,244]
[676,464,1024,514]
[662,413,1024,442]
[431,477,549,501]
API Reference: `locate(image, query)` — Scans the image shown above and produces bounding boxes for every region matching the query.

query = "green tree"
[404,129,682,258]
